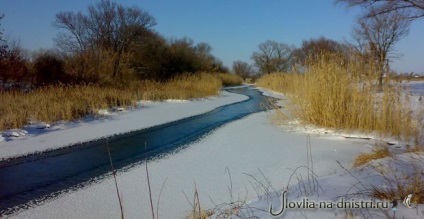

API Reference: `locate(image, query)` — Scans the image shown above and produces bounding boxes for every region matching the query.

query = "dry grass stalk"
[185,187,213,219]
[106,138,125,219]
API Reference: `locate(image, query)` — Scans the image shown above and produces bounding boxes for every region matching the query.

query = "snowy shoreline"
[3,85,424,218]
[10,110,372,219]
[0,89,248,160]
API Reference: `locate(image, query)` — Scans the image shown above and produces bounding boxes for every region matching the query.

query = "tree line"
[1,0,423,88]
[232,37,351,80]
[0,0,228,90]
[233,0,423,86]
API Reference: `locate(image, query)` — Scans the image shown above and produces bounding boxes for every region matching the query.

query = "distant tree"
[336,0,424,20]
[251,40,293,74]
[34,51,67,85]
[55,0,156,78]
[352,8,411,86]
[232,61,253,80]
[292,37,348,64]
[210,59,229,73]
[0,14,8,59]
[131,34,227,80]
[164,39,228,75]
[0,17,30,86]
[130,30,168,80]
[194,42,214,71]
[165,37,199,76]
[0,46,29,86]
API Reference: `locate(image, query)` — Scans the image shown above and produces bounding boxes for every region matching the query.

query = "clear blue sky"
[1,0,423,73]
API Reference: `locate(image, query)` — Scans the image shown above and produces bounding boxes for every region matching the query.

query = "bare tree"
[194,42,217,72]
[337,0,424,20]
[0,14,8,58]
[0,44,30,85]
[55,12,90,54]
[33,51,66,85]
[232,60,253,80]
[55,0,156,78]
[352,8,411,86]
[292,37,349,64]
[251,40,294,74]
[0,16,30,85]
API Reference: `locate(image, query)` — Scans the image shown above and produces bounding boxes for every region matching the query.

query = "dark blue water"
[0,86,275,216]
[408,82,424,95]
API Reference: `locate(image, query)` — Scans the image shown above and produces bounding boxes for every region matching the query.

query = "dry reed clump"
[139,73,222,100]
[215,73,243,87]
[0,73,240,131]
[0,86,137,130]
[373,179,424,204]
[369,152,424,204]
[256,54,421,143]
[372,176,424,204]
[353,146,391,168]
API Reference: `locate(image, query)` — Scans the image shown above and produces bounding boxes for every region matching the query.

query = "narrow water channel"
[0,86,275,215]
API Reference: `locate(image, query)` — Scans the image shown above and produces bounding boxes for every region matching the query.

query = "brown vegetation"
[353,146,391,168]
[370,151,424,204]
[257,54,422,143]
[0,73,241,131]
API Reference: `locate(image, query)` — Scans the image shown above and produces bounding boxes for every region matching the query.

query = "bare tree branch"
[336,0,424,20]
[352,8,411,86]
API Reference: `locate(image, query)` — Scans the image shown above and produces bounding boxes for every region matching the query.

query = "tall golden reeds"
[0,73,242,131]
[257,53,421,143]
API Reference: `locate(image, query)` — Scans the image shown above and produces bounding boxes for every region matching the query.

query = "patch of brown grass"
[215,73,243,87]
[370,153,424,204]
[353,146,391,168]
[372,180,424,204]
[0,72,241,131]
[139,73,222,100]
[0,86,135,129]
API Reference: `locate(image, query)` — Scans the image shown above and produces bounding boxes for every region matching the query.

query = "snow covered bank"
[10,110,373,219]
[0,90,248,160]
[244,151,424,219]
[5,85,423,218]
